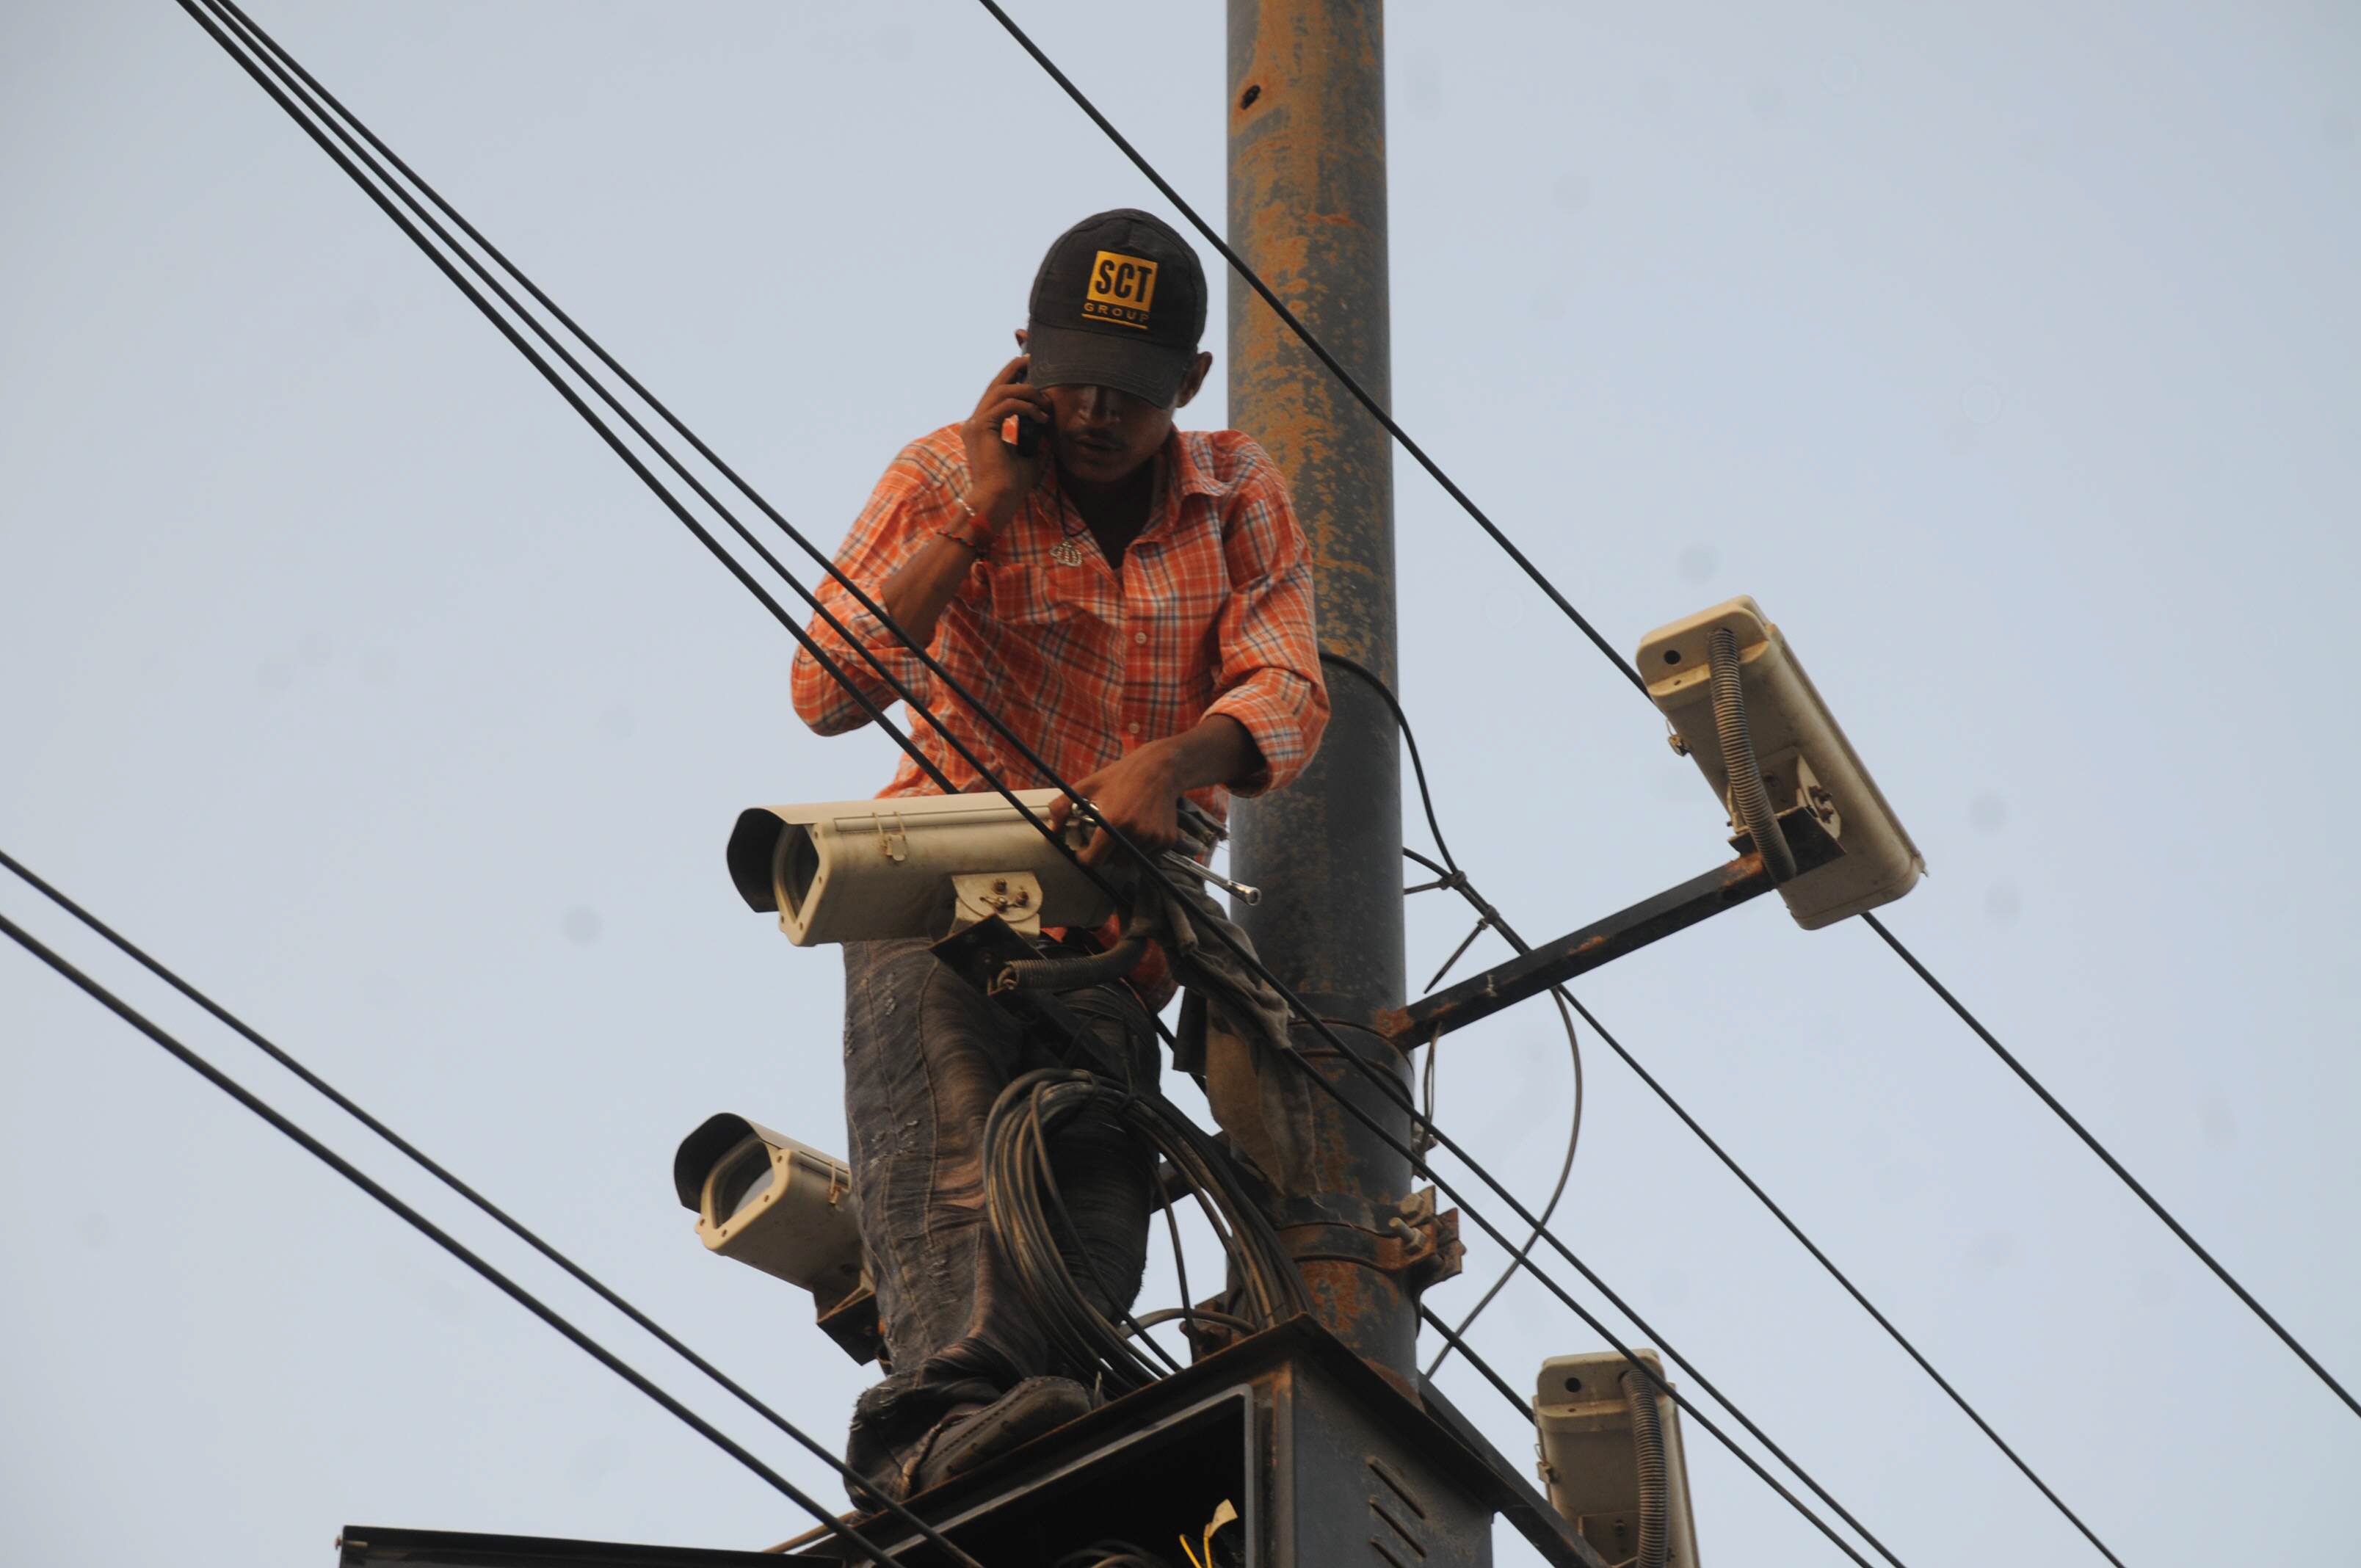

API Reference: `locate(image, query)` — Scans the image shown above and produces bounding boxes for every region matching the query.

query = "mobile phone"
[1001,363,1045,457]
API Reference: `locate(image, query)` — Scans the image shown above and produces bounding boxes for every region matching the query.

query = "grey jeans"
[838,937,1159,1500]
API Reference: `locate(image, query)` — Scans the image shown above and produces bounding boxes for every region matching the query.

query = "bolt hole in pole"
[1661,649,1681,665]
[1239,83,1261,109]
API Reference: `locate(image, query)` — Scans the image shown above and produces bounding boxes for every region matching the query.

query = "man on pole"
[791,209,1328,1500]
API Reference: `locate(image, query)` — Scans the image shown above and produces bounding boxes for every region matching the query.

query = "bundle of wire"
[984,1069,1307,1394]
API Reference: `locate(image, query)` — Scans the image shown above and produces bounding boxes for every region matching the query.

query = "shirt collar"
[1029,429,1227,543]
[1165,429,1228,501]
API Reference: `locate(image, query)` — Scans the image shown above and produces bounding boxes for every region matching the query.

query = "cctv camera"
[672,1114,882,1365]
[726,788,1114,946]
[1638,596,1923,929]
[672,1113,864,1300]
[1534,1349,1702,1567]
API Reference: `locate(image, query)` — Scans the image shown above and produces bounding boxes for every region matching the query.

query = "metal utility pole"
[1226,0,1423,1385]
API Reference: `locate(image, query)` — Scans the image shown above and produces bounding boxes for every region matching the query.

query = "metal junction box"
[336,1323,1611,1568]
[779,1318,1604,1568]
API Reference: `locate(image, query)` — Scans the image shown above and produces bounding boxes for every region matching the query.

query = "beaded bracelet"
[935,495,994,558]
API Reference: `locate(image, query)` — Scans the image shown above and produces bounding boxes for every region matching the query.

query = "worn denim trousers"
[838,937,1159,1500]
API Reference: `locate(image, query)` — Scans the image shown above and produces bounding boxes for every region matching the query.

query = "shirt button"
[1127,722,1140,735]
[1133,631,1147,645]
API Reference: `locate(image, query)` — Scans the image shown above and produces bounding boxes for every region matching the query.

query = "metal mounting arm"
[1377,811,1841,1046]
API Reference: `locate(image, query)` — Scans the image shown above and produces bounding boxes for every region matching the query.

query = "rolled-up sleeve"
[788,438,958,736]
[1203,460,1329,796]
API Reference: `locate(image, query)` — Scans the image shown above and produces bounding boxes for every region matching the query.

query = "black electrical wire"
[1158,1177,1195,1353]
[1318,653,1465,874]
[974,0,2357,1442]
[1864,912,2360,1422]
[0,849,987,1568]
[178,12,1912,1560]
[1029,1130,1189,1382]
[1416,1304,1533,1423]
[1338,663,2128,1567]
[1125,1306,1258,1340]
[0,910,915,1568]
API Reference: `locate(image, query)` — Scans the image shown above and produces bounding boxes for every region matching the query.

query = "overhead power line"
[0,907,915,1568]
[1864,912,2360,1422]
[181,6,1916,1561]
[0,847,986,1568]
[970,0,2357,1436]
[1417,1304,1534,1423]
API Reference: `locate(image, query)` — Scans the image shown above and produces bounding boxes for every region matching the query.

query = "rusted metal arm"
[1378,814,1840,1045]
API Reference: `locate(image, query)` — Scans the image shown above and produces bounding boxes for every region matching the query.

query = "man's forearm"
[876,531,984,648]
[1151,712,1262,796]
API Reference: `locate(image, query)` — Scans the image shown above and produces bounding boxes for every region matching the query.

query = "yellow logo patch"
[1083,250,1159,329]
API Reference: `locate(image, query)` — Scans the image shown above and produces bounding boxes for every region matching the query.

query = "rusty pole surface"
[1226,0,1418,1384]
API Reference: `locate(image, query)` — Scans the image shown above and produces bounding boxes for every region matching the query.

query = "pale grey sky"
[4,2,2357,1565]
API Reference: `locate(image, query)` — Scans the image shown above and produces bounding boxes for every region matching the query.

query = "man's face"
[1015,331,1214,487]
[1042,381,1179,487]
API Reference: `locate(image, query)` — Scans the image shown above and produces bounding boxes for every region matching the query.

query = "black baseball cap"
[1025,209,1208,407]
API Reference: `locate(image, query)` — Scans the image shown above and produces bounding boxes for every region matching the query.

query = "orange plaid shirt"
[791,424,1329,819]
[791,425,1328,1009]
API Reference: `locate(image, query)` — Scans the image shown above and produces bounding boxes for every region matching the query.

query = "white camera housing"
[1637,596,1923,929]
[672,1113,864,1301]
[726,788,1113,945]
[1535,1349,1703,1567]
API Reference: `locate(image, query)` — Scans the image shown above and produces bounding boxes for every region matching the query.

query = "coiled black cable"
[984,1070,1307,1395]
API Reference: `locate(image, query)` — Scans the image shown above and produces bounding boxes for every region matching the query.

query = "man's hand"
[958,353,1050,533]
[1045,716,1262,871]
[1048,741,1183,869]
